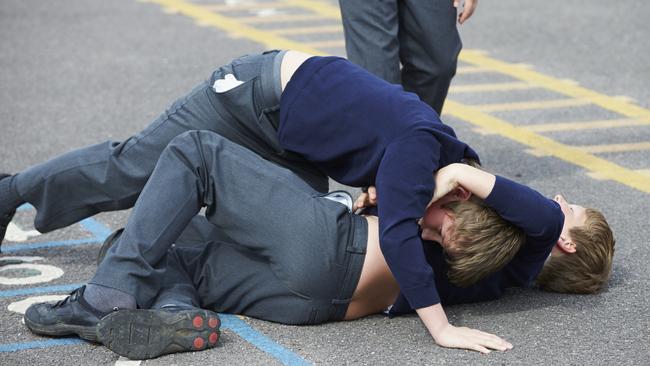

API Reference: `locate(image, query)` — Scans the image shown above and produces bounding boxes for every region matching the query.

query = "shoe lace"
[53,286,83,308]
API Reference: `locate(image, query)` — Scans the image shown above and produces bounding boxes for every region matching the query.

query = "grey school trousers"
[338,0,461,114]
[13,51,327,233]
[92,131,368,325]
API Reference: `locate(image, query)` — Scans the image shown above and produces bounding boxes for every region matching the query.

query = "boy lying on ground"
[22,134,614,359]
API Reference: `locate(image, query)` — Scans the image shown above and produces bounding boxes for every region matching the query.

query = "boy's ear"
[556,236,577,254]
[452,187,472,201]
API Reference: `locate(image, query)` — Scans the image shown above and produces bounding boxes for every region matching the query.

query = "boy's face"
[419,196,458,255]
[551,194,588,256]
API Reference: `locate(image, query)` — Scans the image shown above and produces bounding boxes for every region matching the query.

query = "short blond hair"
[536,208,615,294]
[443,198,525,287]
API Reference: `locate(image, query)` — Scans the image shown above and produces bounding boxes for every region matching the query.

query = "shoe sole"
[24,315,98,342]
[96,309,221,360]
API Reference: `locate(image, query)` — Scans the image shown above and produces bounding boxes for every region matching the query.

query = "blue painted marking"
[4,206,109,252]
[221,314,312,366]
[0,283,84,298]
[79,218,112,240]
[16,204,33,212]
[0,338,86,352]
[4,207,310,364]
[1,239,101,253]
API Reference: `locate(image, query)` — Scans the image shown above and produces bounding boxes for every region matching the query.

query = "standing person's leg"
[0,50,327,244]
[398,0,461,114]
[338,0,401,84]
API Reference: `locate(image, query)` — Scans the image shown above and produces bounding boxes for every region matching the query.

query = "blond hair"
[443,198,525,287]
[536,208,615,294]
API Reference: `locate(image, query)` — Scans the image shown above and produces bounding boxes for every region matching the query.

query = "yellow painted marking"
[202,2,291,12]
[142,0,323,54]
[525,118,650,132]
[456,66,492,74]
[444,100,650,194]
[474,98,591,112]
[271,25,342,35]
[303,39,345,49]
[459,49,650,120]
[280,0,342,19]
[449,82,534,93]
[588,169,650,180]
[142,0,650,195]
[578,142,650,154]
[236,13,325,24]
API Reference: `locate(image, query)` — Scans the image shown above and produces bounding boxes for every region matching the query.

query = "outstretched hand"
[434,323,513,354]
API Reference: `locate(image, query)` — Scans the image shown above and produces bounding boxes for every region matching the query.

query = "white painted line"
[0,264,64,285]
[115,357,141,366]
[5,222,41,242]
[8,295,68,315]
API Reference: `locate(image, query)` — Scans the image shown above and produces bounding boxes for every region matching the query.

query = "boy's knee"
[167,130,228,155]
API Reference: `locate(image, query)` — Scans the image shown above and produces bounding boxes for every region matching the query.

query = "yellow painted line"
[474,98,591,112]
[578,142,650,154]
[202,2,291,12]
[444,100,650,194]
[303,39,345,49]
[449,82,535,93]
[459,49,650,120]
[141,0,323,54]
[525,118,650,132]
[456,66,493,74]
[236,13,325,24]
[588,169,650,180]
[280,0,342,19]
[271,25,342,35]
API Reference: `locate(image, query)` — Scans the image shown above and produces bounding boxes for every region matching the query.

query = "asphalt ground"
[1,0,649,365]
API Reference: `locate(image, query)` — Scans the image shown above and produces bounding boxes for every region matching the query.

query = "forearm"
[416,303,449,340]
[452,163,496,199]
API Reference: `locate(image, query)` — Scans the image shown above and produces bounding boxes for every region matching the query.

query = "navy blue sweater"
[279,56,479,309]
[386,176,565,316]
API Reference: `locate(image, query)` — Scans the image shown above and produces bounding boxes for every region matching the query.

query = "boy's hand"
[431,164,463,203]
[453,0,478,24]
[433,323,513,354]
[353,186,377,211]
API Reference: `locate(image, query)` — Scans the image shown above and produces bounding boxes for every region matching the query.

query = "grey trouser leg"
[339,0,461,114]
[91,131,361,324]
[13,51,327,233]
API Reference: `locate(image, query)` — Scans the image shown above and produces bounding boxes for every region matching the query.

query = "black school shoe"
[24,286,109,342]
[0,173,17,252]
[97,307,221,360]
[97,228,124,265]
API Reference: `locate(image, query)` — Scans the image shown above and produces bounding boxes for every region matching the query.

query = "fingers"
[353,193,368,211]
[458,0,477,24]
[471,344,491,354]
[367,186,377,204]
[473,330,513,352]
[453,0,460,8]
